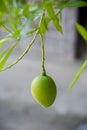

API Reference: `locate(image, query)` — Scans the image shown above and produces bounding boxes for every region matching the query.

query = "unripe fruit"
[31,74,57,108]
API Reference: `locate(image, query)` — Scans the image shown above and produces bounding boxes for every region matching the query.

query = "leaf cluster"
[0,0,87,92]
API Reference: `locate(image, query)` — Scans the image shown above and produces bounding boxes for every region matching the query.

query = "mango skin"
[31,74,57,108]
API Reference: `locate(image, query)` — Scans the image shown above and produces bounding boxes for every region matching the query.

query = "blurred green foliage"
[0,0,87,91]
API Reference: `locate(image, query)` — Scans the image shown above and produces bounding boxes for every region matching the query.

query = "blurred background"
[0,7,87,130]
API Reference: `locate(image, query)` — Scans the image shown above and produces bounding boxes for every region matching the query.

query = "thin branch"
[2,25,12,33]
[1,30,39,72]
[40,33,46,75]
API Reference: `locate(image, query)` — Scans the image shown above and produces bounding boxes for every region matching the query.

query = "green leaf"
[0,0,7,12]
[29,4,38,12]
[68,60,87,92]
[59,1,87,9]
[0,21,5,27]
[39,20,47,34]
[39,17,50,34]
[23,4,30,18]
[0,44,17,71]
[75,23,87,42]
[45,3,63,34]
[53,19,63,34]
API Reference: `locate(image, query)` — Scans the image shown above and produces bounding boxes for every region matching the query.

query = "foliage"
[68,24,87,92]
[0,0,87,93]
[75,23,87,42]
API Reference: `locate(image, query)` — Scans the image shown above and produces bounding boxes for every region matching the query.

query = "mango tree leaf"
[39,17,51,34]
[75,23,87,42]
[45,2,63,34]
[39,19,47,34]
[59,1,87,9]
[13,0,26,8]
[0,21,5,27]
[0,44,17,71]
[0,0,7,12]
[23,4,30,18]
[68,60,87,92]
